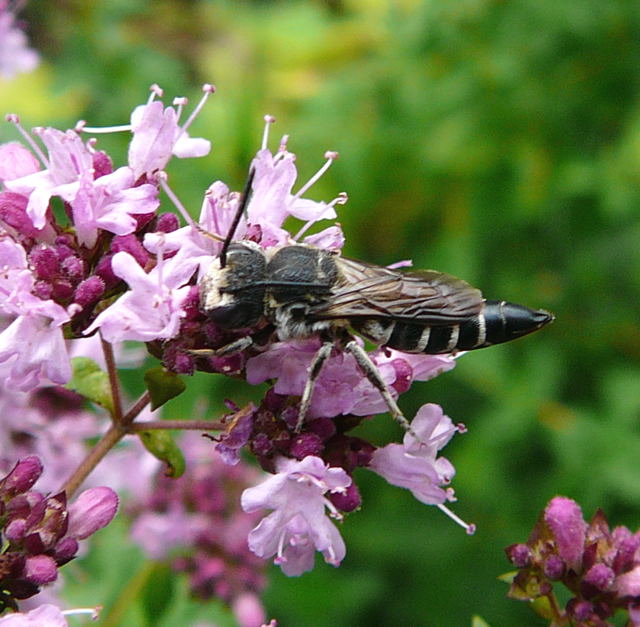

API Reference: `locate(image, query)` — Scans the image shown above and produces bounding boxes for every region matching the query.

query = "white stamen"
[5,114,48,166]
[437,503,475,534]
[157,172,197,230]
[77,123,133,134]
[148,83,163,103]
[291,151,338,203]
[261,115,276,150]
[178,84,215,136]
[63,606,102,621]
[292,192,347,241]
[279,134,289,152]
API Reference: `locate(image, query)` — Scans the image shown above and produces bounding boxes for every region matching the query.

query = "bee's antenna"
[219,167,256,268]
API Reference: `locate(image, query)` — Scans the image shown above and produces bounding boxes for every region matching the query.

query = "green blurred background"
[4,0,640,625]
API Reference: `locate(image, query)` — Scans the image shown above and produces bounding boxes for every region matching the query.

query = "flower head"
[241,456,351,576]
[506,496,640,625]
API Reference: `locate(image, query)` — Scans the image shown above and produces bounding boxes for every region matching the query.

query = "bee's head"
[199,242,267,329]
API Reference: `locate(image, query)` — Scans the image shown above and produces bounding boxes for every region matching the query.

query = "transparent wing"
[308,256,484,324]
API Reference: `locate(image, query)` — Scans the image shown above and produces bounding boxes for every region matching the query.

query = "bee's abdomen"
[354,300,553,354]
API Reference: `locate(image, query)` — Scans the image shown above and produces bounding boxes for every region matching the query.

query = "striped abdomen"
[352,300,554,355]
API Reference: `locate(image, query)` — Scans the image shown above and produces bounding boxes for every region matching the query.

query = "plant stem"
[128,419,225,432]
[101,335,123,424]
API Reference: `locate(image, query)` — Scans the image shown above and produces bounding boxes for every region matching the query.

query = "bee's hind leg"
[294,341,334,433]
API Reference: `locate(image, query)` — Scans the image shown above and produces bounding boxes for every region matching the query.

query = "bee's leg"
[344,340,415,435]
[189,336,254,358]
[295,341,334,433]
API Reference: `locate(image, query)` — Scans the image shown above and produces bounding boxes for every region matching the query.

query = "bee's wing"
[308,256,484,324]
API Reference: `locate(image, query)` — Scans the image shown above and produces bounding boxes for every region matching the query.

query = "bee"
[198,170,554,433]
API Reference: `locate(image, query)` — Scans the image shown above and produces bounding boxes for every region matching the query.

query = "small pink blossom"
[86,249,191,342]
[5,128,93,229]
[128,98,211,179]
[0,604,68,627]
[70,167,159,248]
[368,404,458,506]
[0,2,39,80]
[241,456,351,576]
[0,142,40,183]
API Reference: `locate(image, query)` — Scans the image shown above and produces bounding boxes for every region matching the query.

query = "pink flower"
[0,2,39,80]
[0,270,71,390]
[86,248,191,342]
[368,403,459,506]
[0,142,40,183]
[128,96,211,179]
[5,128,93,229]
[0,604,68,626]
[70,167,159,248]
[241,456,351,576]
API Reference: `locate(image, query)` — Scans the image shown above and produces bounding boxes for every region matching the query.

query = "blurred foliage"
[4,0,640,624]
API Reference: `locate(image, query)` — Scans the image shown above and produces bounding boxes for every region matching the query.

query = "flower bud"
[24,554,58,585]
[0,457,43,497]
[67,487,118,539]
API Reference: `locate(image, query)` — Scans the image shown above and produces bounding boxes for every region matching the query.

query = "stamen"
[172,96,188,121]
[77,122,133,134]
[148,83,163,104]
[5,114,48,166]
[63,606,102,620]
[291,151,338,203]
[157,172,198,229]
[178,84,216,136]
[261,115,276,150]
[293,191,348,241]
[437,503,476,535]
[279,134,289,152]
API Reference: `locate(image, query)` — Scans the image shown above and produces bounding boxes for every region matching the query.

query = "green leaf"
[144,366,186,410]
[66,357,114,415]
[138,430,186,478]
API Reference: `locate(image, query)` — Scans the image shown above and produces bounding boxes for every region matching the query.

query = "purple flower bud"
[0,457,43,496]
[181,286,202,321]
[53,536,79,565]
[252,432,274,457]
[60,255,84,279]
[5,518,27,542]
[0,191,40,238]
[33,280,53,300]
[613,531,640,573]
[67,486,118,539]
[290,433,324,459]
[73,276,105,307]
[156,212,179,232]
[390,357,413,394]
[53,237,76,262]
[543,554,565,580]
[111,234,149,267]
[29,246,59,280]
[172,351,195,375]
[51,279,74,302]
[506,543,532,568]
[581,563,614,598]
[92,150,113,178]
[95,253,119,288]
[232,591,266,627]
[568,599,594,622]
[328,480,361,513]
[307,417,336,441]
[544,496,586,571]
[615,565,640,597]
[24,554,58,584]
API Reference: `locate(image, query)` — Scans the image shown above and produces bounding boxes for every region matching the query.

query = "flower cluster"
[506,496,640,626]
[0,82,469,594]
[0,457,118,612]
[130,433,267,627]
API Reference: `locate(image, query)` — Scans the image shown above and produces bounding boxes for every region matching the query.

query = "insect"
[198,169,554,433]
